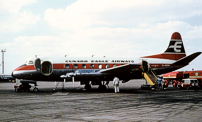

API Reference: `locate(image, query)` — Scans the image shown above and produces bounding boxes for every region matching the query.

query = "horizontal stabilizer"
[172,52,201,65]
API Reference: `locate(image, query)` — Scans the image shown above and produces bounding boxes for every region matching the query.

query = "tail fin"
[141,32,186,60]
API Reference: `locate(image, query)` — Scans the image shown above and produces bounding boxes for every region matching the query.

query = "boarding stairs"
[143,70,158,89]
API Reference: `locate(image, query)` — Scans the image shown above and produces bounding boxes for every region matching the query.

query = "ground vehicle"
[163,70,202,88]
[178,79,200,90]
[177,79,200,90]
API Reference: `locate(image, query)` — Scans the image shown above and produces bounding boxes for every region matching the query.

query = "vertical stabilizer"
[141,32,186,60]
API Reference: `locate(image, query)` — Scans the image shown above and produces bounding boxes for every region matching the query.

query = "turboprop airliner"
[12,32,201,92]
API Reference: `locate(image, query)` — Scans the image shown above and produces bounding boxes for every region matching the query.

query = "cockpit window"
[26,60,34,65]
[28,61,33,65]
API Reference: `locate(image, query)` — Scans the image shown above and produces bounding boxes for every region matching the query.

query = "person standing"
[113,76,120,93]
[156,76,162,90]
[161,77,165,90]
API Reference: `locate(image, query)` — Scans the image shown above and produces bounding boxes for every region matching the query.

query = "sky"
[0,0,202,74]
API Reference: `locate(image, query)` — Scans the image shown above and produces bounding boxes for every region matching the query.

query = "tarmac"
[0,79,202,122]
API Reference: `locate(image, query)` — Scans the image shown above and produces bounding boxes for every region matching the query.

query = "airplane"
[12,32,201,92]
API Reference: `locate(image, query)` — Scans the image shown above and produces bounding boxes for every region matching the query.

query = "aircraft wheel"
[186,87,189,90]
[196,87,200,91]
[98,85,106,91]
[33,88,39,92]
[84,84,91,91]
[140,86,143,90]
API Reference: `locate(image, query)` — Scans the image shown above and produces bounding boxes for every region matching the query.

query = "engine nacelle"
[34,58,53,76]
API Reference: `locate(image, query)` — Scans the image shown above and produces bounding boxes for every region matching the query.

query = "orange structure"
[163,70,202,87]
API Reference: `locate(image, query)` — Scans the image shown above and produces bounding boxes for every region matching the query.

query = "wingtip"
[195,52,202,55]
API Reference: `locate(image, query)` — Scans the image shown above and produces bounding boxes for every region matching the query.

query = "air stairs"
[142,70,158,89]
[141,60,158,89]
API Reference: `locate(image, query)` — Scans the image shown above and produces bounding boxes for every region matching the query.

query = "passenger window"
[90,64,94,69]
[74,64,78,69]
[98,64,102,69]
[82,64,86,69]
[106,64,109,69]
[66,64,70,69]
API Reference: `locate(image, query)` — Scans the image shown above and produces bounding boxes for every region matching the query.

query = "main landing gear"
[98,85,106,91]
[84,83,91,91]
[98,81,108,91]
[83,81,109,91]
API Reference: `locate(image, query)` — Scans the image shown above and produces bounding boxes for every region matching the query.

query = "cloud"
[44,0,202,31]
[44,0,165,30]
[0,11,40,32]
[2,20,200,58]
[0,0,37,13]
[0,0,40,32]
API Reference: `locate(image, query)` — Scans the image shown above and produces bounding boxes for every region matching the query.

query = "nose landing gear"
[14,79,39,92]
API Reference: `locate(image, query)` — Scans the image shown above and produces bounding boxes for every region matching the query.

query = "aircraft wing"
[100,63,141,74]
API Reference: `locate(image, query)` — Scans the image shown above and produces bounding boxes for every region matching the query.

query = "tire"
[84,84,91,91]
[33,88,39,92]
[141,86,143,90]
[186,87,189,90]
[98,85,106,91]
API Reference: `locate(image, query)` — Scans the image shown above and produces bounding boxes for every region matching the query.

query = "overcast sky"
[0,0,202,74]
